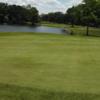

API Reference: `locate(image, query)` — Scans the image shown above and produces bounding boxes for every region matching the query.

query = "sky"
[0,0,83,14]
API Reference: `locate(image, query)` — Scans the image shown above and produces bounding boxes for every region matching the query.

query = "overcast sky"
[0,0,83,14]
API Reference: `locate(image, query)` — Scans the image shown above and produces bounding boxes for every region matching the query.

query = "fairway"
[0,32,100,100]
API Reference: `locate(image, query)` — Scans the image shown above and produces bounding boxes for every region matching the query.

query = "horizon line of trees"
[41,0,100,28]
[0,0,100,35]
[0,2,39,25]
[41,12,66,24]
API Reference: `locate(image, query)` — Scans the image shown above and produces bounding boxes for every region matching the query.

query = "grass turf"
[41,22,100,36]
[0,32,100,99]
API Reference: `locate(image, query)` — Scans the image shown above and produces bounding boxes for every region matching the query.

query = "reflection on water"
[0,25,65,34]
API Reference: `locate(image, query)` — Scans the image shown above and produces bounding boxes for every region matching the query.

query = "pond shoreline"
[0,25,67,34]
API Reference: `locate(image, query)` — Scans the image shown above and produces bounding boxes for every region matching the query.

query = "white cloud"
[0,0,82,14]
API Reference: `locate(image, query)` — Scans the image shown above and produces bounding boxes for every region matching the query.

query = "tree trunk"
[72,23,74,28]
[71,19,74,28]
[86,25,89,36]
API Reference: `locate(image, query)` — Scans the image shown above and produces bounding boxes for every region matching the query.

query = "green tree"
[0,3,8,24]
[82,0,98,35]
[29,7,39,25]
[0,2,39,25]
[41,12,65,24]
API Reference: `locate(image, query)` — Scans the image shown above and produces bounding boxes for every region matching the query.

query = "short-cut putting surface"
[0,32,100,100]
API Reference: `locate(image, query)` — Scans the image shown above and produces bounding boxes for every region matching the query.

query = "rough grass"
[0,32,100,99]
[0,83,100,100]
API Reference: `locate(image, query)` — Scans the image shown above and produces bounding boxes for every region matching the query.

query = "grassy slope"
[41,22,67,28]
[0,32,100,99]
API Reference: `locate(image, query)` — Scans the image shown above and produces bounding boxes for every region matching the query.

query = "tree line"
[41,0,100,28]
[0,3,39,25]
[0,0,100,35]
[41,12,66,24]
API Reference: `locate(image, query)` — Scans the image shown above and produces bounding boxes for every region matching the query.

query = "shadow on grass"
[0,83,100,100]
[0,32,62,37]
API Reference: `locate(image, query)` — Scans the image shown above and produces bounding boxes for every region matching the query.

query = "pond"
[0,25,66,34]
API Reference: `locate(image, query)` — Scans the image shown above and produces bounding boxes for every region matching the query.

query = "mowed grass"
[41,22,100,36]
[0,32,100,100]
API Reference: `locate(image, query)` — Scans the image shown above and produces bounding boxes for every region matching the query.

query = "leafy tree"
[65,0,100,35]
[0,2,39,25]
[67,7,77,27]
[0,3,8,24]
[29,7,39,25]
[41,12,65,24]
[82,0,98,35]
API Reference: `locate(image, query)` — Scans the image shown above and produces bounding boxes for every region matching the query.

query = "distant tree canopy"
[0,2,39,25]
[0,0,100,28]
[65,0,100,35]
[66,0,100,27]
[41,0,100,27]
[41,12,66,24]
